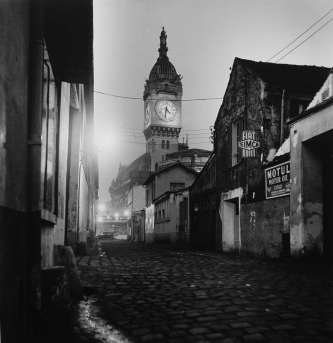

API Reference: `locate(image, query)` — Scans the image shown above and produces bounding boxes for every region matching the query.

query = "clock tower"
[143,28,183,170]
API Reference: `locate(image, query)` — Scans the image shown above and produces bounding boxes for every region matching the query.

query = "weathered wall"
[240,197,290,258]
[54,82,71,244]
[0,1,29,210]
[145,204,155,243]
[189,155,218,249]
[154,193,184,244]
[67,107,81,232]
[0,2,30,341]
[290,104,333,258]
[155,166,196,199]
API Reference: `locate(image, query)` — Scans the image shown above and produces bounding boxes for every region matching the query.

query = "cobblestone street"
[73,241,333,343]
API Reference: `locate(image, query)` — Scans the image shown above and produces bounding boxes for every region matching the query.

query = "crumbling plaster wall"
[215,61,283,195]
[290,106,333,258]
[240,197,290,258]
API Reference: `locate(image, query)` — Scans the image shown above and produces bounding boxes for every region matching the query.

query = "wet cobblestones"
[73,241,333,342]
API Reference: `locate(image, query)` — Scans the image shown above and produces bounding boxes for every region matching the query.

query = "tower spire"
[158,27,168,59]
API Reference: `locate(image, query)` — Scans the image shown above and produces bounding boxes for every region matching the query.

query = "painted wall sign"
[238,130,260,157]
[265,161,291,199]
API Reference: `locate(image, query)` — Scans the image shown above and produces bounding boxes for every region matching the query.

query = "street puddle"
[76,296,131,343]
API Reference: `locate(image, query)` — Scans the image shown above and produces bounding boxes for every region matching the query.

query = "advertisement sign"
[238,130,260,158]
[265,161,291,199]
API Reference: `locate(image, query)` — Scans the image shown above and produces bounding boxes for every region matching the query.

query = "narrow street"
[72,240,333,343]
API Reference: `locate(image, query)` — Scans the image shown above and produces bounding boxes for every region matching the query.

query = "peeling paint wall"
[240,197,290,258]
[220,188,243,252]
[290,103,333,259]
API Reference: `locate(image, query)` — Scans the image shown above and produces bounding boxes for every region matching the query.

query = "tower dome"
[148,27,179,82]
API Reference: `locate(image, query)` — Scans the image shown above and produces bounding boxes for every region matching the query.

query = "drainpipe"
[43,61,50,208]
[280,89,285,144]
[27,0,44,319]
[76,160,82,242]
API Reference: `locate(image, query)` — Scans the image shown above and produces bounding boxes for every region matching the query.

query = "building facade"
[189,153,217,249]
[212,58,330,257]
[159,148,212,172]
[288,69,333,262]
[144,162,197,243]
[0,1,97,341]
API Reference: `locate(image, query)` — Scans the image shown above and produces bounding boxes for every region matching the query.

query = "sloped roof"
[166,148,212,159]
[143,161,197,186]
[238,58,330,93]
[288,68,333,125]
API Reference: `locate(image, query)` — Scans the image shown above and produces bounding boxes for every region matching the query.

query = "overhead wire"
[94,90,222,102]
[275,17,333,63]
[267,7,333,63]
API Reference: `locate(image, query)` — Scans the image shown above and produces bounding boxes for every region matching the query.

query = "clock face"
[144,102,150,124]
[155,99,177,121]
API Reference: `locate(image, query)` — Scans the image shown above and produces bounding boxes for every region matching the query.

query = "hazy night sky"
[93,0,333,201]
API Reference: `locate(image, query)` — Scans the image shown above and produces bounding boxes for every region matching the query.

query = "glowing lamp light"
[124,210,129,216]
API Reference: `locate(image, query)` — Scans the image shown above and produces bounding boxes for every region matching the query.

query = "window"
[152,182,155,201]
[170,183,185,190]
[231,119,243,166]
[146,189,150,207]
[162,209,165,219]
[41,57,59,214]
[290,99,310,119]
[166,140,169,149]
[162,140,165,149]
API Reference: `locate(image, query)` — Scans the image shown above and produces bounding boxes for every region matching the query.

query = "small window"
[231,119,243,166]
[162,209,165,219]
[146,189,150,207]
[162,140,165,149]
[166,140,169,149]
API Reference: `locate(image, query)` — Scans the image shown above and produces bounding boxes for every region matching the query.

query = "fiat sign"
[238,130,260,157]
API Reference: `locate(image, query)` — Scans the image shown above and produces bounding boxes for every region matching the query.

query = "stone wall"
[240,197,290,258]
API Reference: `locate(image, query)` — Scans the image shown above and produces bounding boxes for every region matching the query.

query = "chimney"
[191,155,195,168]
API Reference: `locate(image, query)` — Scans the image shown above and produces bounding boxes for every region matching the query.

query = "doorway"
[323,142,333,263]
[223,197,240,251]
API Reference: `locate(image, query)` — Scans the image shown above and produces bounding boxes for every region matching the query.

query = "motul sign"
[238,130,260,157]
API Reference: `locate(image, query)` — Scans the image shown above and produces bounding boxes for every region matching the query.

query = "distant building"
[109,28,212,237]
[160,148,212,173]
[143,162,198,243]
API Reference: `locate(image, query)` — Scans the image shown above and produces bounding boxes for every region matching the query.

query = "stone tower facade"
[143,28,183,170]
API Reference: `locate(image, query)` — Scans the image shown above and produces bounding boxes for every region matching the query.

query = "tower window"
[162,140,165,149]
[166,140,169,149]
